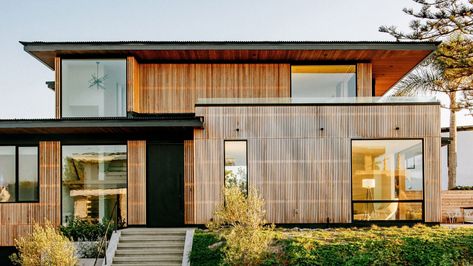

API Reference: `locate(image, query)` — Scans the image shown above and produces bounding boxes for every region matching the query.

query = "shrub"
[10,220,77,266]
[59,217,111,241]
[207,186,274,266]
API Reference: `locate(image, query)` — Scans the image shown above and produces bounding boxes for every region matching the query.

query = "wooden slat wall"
[441,190,473,223]
[184,140,195,224]
[194,104,441,224]
[136,64,290,113]
[127,140,146,225]
[357,63,372,97]
[126,57,140,113]
[55,57,61,118]
[0,141,61,246]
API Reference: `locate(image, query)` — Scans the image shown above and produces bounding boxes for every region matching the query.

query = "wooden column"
[127,140,146,225]
[127,56,140,113]
[357,63,373,97]
[55,57,61,118]
[184,140,195,224]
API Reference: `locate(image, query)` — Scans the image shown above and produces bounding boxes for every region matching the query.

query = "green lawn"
[190,225,473,266]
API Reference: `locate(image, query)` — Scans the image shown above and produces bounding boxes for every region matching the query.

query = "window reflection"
[224,141,248,195]
[18,147,38,201]
[62,145,127,225]
[352,140,423,221]
[291,65,356,98]
[0,146,15,202]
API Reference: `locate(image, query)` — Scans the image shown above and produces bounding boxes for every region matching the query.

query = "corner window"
[62,59,126,118]
[0,146,39,202]
[352,140,423,221]
[61,145,127,225]
[224,141,248,195]
[291,65,356,97]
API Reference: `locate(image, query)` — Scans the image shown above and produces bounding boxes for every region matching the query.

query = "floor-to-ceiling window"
[62,59,126,118]
[291,65,356,98]
[224,141,248,195]
[352,140,423,221]
[61,145,127,225]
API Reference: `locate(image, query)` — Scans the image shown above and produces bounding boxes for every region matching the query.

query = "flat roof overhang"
[0,117,203,135]
[21,41,439,96]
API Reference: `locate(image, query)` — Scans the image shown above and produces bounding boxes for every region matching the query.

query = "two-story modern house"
[0,41,441,251]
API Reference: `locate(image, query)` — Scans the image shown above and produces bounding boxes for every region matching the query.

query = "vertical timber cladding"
[356,63,373,97]
[0,141,61,246]
[194,104,441,224]
[55,57,61,118]
[184,140,195,224]
[127,140,147,225]
[136,64,291,114]
[126,57,140,113]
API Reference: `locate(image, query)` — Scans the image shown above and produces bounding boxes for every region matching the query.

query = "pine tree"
[380,0,473,189]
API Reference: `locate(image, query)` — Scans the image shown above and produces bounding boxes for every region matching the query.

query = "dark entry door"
[147,142,184,227]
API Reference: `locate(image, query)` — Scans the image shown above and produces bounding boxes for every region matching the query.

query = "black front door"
[147,142,184,227]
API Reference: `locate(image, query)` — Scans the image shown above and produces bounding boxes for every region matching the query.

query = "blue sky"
[0,0,471,126]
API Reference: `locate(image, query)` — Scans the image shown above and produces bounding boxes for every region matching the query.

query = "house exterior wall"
[192,104,441,224]
[0,141,61,246]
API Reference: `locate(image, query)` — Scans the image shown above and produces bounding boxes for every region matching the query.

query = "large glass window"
[291,65,356,97]
[61,145,127,225]
[62,59,126,117]
[352,140,423,221]
[18,147,39,201]
[224,141,248,195]
[0,146,38,202]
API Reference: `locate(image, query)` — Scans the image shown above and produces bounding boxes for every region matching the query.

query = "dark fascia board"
[0,117,204,129]
[20,41,440,52]
[441,125,473,133]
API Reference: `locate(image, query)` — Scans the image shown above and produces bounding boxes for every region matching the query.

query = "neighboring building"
[0,41,442,248]
[441,125,473,189]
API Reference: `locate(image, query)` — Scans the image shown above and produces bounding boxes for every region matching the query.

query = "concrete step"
[121,228,188,235]
[112,256,182,264]
[112,262,182,266]
[117,242,184,248]
[115,249,183,256]
[120,235,185,241]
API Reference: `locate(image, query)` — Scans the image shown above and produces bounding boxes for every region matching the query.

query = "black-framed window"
[352,140,423,221]
[291,65,356,98]
[224,141,248,195]
[0,146,39,203]
[61,145,127,225]
[61,59,126,118]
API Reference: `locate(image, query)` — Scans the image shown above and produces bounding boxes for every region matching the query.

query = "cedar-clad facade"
[0,41,441,247]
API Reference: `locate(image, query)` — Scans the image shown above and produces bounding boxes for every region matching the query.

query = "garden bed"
[190,225,473,265]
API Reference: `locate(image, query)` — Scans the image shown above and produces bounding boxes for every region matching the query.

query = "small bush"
[207,186,274,266]
[10,220,77,266]
[59,217,111,241]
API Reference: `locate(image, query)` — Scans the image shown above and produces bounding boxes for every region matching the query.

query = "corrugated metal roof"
[20,40,440,51]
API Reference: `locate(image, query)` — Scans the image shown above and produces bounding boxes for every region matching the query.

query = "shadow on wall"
[0,247,16,266]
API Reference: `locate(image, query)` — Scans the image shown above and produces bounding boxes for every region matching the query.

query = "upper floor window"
[0,146,39,202]
[291,65,356,97]
[62,59,126,117]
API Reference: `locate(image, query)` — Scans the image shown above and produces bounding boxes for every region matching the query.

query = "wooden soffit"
[21,41,438,96]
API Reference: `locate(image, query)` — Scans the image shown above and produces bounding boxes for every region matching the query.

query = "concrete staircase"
[111,228,188,265]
